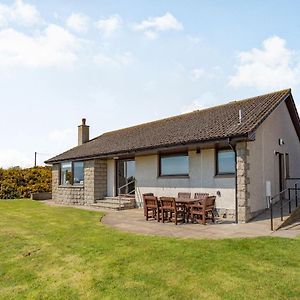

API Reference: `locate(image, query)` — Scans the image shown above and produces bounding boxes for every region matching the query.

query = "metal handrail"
[270,188,288,202]
[117,179,136,209]
[268,183,299,231]
[117,179,136,195]
[126,189,135,195]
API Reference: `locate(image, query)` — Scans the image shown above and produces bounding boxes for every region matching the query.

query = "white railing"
[117,179,136,209]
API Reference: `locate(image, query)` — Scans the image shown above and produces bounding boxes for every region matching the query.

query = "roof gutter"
[45,134,250,164]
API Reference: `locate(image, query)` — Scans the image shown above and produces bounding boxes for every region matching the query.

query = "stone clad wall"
[52,160,107,205]
[52,164,59,197]
[83,160,94,204]
[54,186,85,204]
[52,163,85,204]
[95,160,107,199]
[236,142,251,222]
[84,159,107,203]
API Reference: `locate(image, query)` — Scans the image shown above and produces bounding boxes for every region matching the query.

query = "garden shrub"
[0,166,51,199]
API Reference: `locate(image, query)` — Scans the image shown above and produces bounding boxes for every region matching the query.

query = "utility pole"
[34,152,37,167]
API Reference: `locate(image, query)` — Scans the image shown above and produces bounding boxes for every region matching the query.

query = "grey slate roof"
[46,89,297,163]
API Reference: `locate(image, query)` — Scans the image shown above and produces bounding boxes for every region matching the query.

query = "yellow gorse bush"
[0,166,51,199]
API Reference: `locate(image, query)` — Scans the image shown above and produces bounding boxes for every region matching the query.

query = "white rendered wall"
[134,149,235,210]
[247,101,300,213]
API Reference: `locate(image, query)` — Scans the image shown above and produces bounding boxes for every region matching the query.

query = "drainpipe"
[228,138,238,224]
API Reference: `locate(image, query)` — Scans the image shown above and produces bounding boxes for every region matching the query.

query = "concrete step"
[102,197,134,204]
[91,197,136,210]
[118,194,135,199]
[91,203,132,210]
[277,206,300,230]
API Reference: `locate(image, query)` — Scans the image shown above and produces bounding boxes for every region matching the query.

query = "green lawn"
[0,200,299,300]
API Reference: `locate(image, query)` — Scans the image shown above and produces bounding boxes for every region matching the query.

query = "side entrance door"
[116,159,135,195]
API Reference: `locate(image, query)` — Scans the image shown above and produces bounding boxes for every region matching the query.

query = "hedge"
[0,166,52,199]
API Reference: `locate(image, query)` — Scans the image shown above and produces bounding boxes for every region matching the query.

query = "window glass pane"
[160,154,189,176]
[126,160,135,181]
[61,162,72,184]
[73,162,84,184]
[217,150,235,174]
[285,154,289,178]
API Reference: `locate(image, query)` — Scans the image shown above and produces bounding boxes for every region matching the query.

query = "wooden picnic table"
[175,198,199,204]
[174,198,201,223]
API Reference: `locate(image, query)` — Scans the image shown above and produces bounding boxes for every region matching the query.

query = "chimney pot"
[78,118,89,145]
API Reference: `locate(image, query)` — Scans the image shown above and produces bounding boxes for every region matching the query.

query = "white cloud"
[49,128,75,142]
[181,99,203,113]
[229,36,300,90]
[144,30,157,40]
[0,0,40,27]
[66,12,89,33]
[190,68,205,80]
[181,92,217,113]
[187,35,202,45]
[93,51,134,68]
[189,66,222,81]
[95,15,122,37]
[133,12,183,39]
[47,128,77,158]
[0,24,80,67]
[134,12,183,32]
[0,149,32,168]
[93,53,117,67]
[143,80,157,91]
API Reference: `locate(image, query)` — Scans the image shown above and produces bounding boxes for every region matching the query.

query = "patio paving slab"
[44,201,300,239]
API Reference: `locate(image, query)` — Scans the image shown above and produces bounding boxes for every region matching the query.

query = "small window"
[216,149,235,175]
[61,162,72,185]
[160,153,189,176]
[285,153,290,178]
[73,162,84,184]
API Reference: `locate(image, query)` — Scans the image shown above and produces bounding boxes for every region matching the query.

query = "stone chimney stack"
[78,118,89,145]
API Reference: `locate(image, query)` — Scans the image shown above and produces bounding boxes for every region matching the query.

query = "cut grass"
[0,200,299,300]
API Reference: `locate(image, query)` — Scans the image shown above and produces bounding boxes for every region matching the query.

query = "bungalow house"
[45,89,300,223]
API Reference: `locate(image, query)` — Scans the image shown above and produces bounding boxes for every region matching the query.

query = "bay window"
[60,161,84,185]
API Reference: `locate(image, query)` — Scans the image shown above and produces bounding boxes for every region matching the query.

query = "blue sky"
[0,0,300,167]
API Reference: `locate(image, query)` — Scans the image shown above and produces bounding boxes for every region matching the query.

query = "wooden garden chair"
[190,196,216,225]
[194,193,209,200]
[160,197,185,225]
[185,193,209,223]
[178,192,191,199]
[143,195,159,222]
[142,193,154,216]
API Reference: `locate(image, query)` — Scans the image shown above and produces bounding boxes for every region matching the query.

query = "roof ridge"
[225,88,291,105]
[46,88,293,164]
[89,88,291,140]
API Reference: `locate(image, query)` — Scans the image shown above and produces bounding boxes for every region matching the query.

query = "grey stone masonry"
[84,159,107,204]
[236,142,251,222]
[51,159,107,205]
[52,164,85,204]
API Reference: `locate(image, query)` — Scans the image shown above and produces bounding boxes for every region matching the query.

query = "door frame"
[115,158,135,196]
